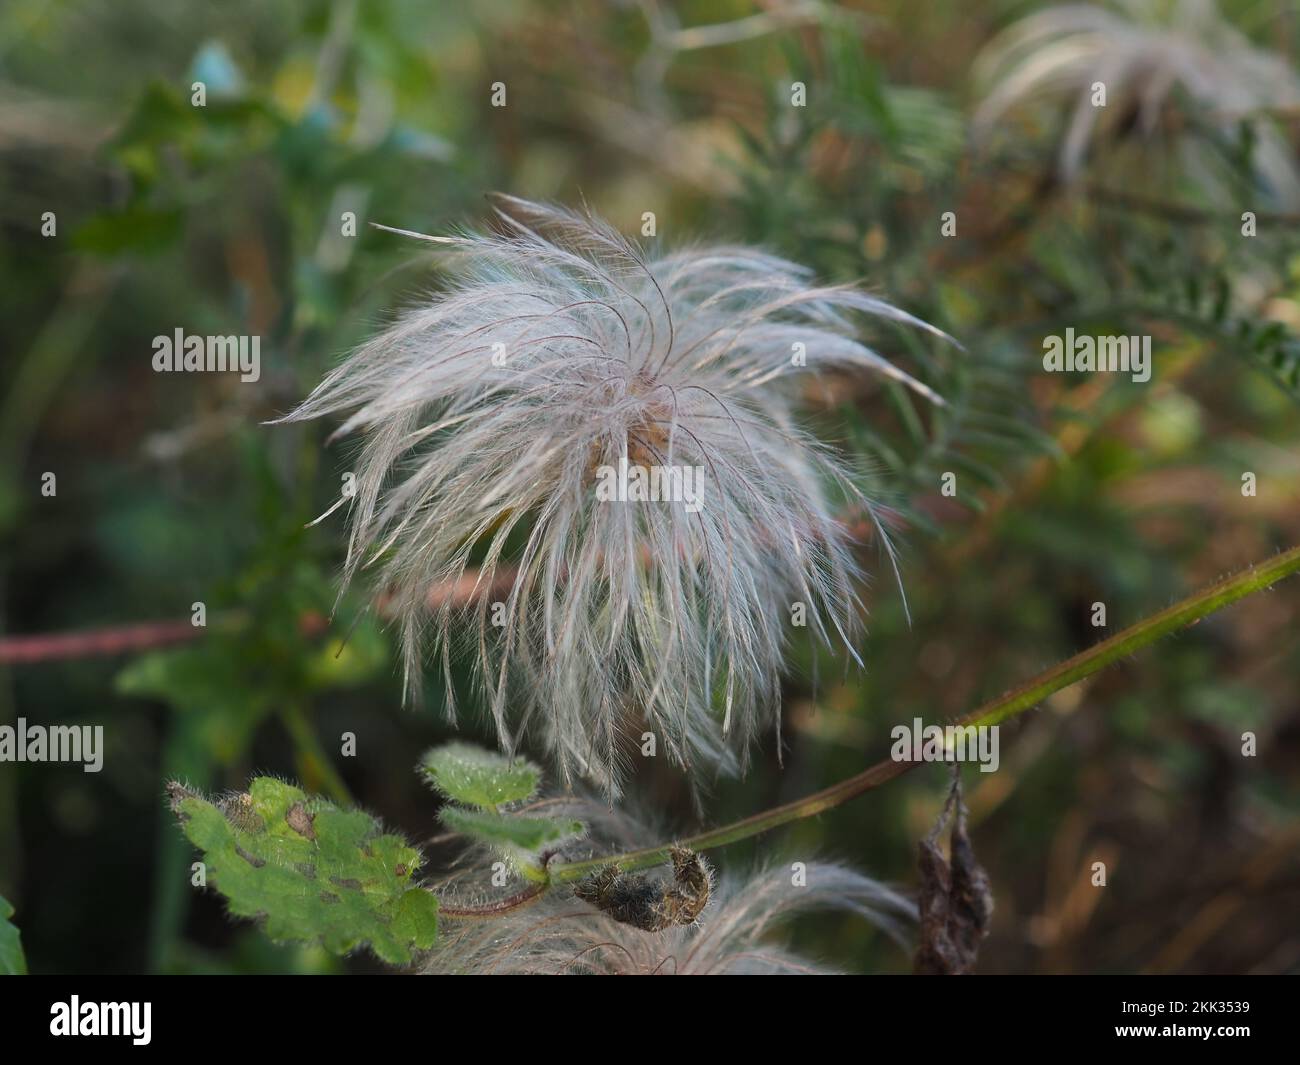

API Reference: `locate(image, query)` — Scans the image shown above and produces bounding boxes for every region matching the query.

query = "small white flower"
[973,0,1300,206]
[280,195,948,793]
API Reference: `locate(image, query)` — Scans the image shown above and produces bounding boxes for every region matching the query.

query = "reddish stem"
[0,619,203,665]
[437,882,548,918]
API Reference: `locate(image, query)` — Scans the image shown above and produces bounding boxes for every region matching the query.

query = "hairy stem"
[550,543,1300,882]
[438,883,549,918]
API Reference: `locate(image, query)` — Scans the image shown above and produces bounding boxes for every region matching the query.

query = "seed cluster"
[573,846,713,932]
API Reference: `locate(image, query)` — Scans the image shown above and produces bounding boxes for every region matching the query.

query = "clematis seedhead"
[281,195,950,793]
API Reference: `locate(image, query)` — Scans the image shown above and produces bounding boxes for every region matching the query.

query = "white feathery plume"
[972,0,1300,207]
[279,194,949,794]
[426,801,915,975]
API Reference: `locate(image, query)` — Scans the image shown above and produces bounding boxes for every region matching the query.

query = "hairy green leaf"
[169,777,436,965]
[421,742,539,809]
[439,806,583,859]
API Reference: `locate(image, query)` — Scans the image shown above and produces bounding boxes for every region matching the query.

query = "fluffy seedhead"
[280,194,948,794]
[973,0,1300,206]
[427,801,915,975]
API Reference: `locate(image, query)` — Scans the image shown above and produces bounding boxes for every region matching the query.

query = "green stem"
[280,701,354,806]
[550,543,1300,882]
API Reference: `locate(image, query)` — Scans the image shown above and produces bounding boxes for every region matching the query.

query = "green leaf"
[169,777,437,965]
[117,647,271,766]
[73,207,184,256]
[0,894,27,975]
[439,806,583,861]
[421,742,539,809]
[303,618,389,691]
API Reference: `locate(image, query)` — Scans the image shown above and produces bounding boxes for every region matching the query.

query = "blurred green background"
[1,0,1298,974]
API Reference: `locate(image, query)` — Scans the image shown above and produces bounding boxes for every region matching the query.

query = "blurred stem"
[550,543,1300,882]
[307,0,358,110]
[0,265,114,506]
[0,610,249,664]
[280,701,353,806]
[1086,182,1300,226]
[0,265,115,900]
[147,725,212,973]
